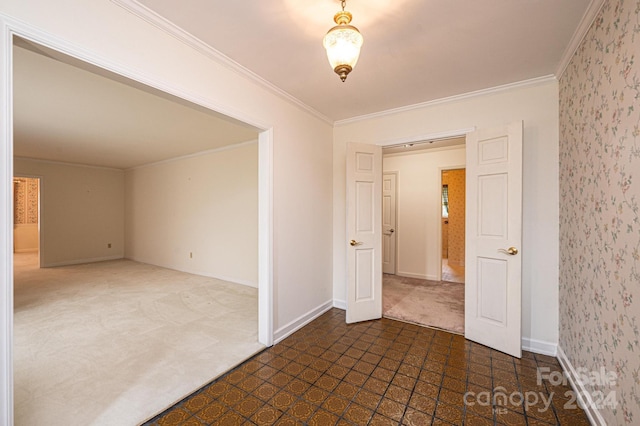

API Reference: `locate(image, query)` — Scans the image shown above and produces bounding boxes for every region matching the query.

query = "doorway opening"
[5,32,274,426]
[381,137,466,334]
[441,169,466,284]
[12,176,40,269]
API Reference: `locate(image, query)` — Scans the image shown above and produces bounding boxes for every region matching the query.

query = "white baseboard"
[396,271,438,281]
[13,248,38,253]
[333,299,346,310]
[273,300,334,344]
[43,255,124,267]
[522,337,558,356]
[190,270,257,288]
[124,257,258,288]
[557,346,607,426]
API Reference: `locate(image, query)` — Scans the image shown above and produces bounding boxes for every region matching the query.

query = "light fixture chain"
[341,0,346,12]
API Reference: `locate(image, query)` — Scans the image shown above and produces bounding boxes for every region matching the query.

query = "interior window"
[442,184,449,218]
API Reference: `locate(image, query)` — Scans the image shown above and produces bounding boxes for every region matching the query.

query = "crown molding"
[335,75,557,126]
[127,139,258,171]
[555,0,606,79]
[14,156,123,171]
[110,0,333,125]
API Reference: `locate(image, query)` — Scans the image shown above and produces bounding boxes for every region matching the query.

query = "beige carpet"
[13,253,264,426]
[383,274,464,334]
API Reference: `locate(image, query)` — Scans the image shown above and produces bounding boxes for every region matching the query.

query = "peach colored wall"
[441,218,448,258]
[444,169,465,266]
[13,177,39,252]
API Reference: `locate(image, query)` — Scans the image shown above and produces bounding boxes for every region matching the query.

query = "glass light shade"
[323,24,363,81]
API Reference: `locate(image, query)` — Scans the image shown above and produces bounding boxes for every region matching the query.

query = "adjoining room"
[381,138,466,333]
[12,39,264,425]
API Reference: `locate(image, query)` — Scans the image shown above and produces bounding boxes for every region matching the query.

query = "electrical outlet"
[108,243,112,248]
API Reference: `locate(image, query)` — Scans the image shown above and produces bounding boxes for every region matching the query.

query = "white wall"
[14,158,125,266]
[125,142,258,287]
[334,79,560,349]
[383,146,465,280]
[1,0,333,337]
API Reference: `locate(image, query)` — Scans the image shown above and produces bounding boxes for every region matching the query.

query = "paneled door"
[465,122,523,358]
[346,143,382,324]
[382,172,397,274]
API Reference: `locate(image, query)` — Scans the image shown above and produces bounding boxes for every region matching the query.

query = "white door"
[346,142,382,324]
[465,122,523,358]
[382,173,397,274]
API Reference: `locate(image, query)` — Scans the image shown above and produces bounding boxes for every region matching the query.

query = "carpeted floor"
[441,258,465,283]
[13,252,264,426]
[383,274,464,334]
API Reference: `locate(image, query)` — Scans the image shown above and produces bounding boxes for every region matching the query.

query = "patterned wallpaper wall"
[13,178,38,225]
[442,169,466,266]
[559,0,640,424]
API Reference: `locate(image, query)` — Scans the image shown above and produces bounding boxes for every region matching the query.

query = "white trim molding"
[258,129,274,346]
[396,271,439,282]
[333,299,346,310]
[43,255,124,268]
[521,337,558,357]
[335,76,556,126]
[109,0,332,126]
[377,128,475,148]
[273,301,334,344]
[0,15,14,426]
[15,156,123,172]
[557,346,607,426]
[555,0,607,78]
[127,139,258,171]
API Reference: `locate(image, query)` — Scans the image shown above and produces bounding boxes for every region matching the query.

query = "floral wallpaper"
[13,178,38,225]
[559,0,640,424]
[442,169,466,266]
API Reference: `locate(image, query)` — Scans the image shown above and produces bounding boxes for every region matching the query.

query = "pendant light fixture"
[322,0,363,82]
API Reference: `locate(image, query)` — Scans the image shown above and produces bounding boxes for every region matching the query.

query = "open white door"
[346,142,382,323]
[465,122,523,358]
[382,173,397,274]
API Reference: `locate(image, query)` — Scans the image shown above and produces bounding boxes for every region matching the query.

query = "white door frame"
[382,171,398,275]
[0,17,274,424]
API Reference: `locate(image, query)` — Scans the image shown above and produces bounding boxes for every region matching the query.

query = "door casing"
[347,129,474,324]
[382,171,397,275]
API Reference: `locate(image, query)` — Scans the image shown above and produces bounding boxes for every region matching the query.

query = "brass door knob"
[498,247,519,255]
[350,240,363,246]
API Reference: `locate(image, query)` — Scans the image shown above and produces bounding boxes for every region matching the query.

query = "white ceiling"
[137,0,595,121]
[13,0,597,169]
[13,42,258,169]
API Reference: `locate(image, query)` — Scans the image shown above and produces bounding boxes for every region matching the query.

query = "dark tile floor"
[144,309,590,425]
